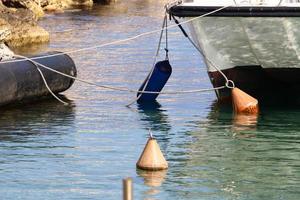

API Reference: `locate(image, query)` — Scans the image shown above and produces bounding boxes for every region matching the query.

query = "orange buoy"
[136,134,168,171]
[232,87,259,114]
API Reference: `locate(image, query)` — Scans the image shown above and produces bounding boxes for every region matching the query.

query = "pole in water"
[136,133,168,171]
[232,87,259,114]
[123,177,133,200]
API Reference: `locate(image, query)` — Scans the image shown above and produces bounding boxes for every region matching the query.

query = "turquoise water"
[2,1,300,199]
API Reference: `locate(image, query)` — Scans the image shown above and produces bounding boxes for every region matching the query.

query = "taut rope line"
[14,53,226,95]
[0,5,231,64]
[171,15,235,88]
[1,5,232,105]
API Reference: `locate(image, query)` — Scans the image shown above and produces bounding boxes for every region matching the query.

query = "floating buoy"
[136,134,168,171]
[137,60,172,103]
[232,87,259,114]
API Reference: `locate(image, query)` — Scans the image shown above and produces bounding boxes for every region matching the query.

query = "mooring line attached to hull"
[171,15,235,89]
[0,6,231,65]
[13,54,225,101]
[0,5,232,105]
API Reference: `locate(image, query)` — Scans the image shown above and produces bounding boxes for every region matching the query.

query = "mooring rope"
[14,54,69,105]
[1,5,232,105]
[19,53,227,93]
[13,54,225,95]
[126,13,169,107]
[0,5,231,65]
[171,15,235,89]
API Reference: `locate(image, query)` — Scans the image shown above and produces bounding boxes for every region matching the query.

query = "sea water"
[1,1,299,199]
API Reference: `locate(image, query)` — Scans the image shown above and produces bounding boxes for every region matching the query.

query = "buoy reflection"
[137,169,167,187]
[232,113,258,137]
[137,169,167,197]
[137,101,171,133]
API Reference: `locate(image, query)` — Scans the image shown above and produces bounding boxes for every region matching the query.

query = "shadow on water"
[137,101,171,134]
[0,96,76,142]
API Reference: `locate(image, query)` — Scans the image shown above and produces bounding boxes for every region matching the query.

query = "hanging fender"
[137,60,172,103]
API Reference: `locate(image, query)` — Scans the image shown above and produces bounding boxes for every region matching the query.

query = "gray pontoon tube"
[0,51,76,106]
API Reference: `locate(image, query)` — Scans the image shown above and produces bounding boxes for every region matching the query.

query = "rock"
[0,28,10,41]
[0,29,14,61]
[0,0,95,47]
[43,0,93,10]
[6,25,49,47]
[71,0,93,6]
[0,2,49,47]
[43,4,64,13]
[94,0,117,5]
[2,0,45,18]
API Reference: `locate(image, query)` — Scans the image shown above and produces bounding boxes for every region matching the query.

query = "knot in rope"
[226,80,235,89]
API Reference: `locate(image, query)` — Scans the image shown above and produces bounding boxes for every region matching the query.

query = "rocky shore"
[0,0,105,47]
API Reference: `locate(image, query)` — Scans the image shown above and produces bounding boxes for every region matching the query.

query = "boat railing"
[168,0,300,7]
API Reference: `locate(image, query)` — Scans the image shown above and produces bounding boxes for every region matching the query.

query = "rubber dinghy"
[0,51,76,106]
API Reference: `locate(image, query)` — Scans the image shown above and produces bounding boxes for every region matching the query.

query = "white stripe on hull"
[189,17,300,72]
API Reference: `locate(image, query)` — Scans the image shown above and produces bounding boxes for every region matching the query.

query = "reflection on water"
[172,103,300,200]
[137,169,167,187]
[207,102,259,136]
[11,43,49,56]
[0,96,75,135]
[137,101,171,133]
[0,97,75,138]
[137,169,167,198]
[137,169,167,191]
[232,113,258,138]
[84,3,129,16]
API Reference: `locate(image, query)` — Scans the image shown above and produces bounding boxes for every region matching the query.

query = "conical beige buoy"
[136,132,168,171]
[232,87,259,114]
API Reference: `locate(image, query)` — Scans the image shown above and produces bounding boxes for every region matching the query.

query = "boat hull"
[209,66,300,104]
[187,16,300,104]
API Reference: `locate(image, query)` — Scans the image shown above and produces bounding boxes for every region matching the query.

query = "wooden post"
[123,177,133,200]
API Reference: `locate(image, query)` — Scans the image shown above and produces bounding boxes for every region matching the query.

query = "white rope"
[36,67,69,105]
[0,5,232,105]
[186,36,235,88]
[14,54,69,105]
[126,14,168,107]
[13,54,225,94]
[171,14,235,88]
[0,5,231,65]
